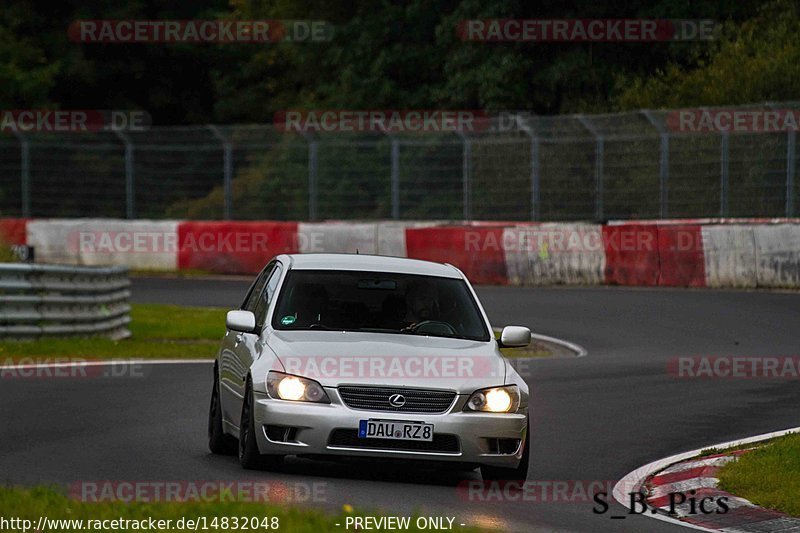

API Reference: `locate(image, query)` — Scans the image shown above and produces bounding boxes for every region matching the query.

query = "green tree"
[0,4,60,107]
[614,0,800,109]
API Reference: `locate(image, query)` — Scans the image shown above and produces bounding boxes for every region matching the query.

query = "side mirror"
[226,310,256,333]
[499,326,531,348]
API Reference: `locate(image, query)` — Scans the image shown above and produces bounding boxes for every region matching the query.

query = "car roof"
[282,253,463,279]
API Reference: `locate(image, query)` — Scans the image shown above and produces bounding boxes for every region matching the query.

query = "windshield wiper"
[400,330,475,341]
[307,323,341,330]
[304,323,370,332]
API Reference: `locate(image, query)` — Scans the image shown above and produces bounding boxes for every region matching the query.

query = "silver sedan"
[208,253,531,480]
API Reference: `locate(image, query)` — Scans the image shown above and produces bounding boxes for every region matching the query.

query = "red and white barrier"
[701,225,757,288]
[27,219,179,270]
[0,218,28,246]
[602,223,706,286]
[376,221,438,257]
[405,225,508,285]
[297,222,376,254]
[504,223,605,285]
[5,217,800,288]
[753,224,800,287]
[602,223,660,285]
[178,221,297,274]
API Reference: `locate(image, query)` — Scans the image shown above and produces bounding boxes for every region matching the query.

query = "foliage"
[0,0,775,121]
[614,0,800,109]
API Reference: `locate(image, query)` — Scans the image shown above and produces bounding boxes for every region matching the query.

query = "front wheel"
[239,378,284,470]
[480,417,530,481]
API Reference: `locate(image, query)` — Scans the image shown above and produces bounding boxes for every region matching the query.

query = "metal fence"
[0,263,130,339]
[0,103,798,222]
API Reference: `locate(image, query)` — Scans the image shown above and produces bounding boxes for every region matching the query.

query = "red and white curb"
[613,427,800,532]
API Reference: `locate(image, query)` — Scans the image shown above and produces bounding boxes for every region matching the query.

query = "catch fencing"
[0,263,130,339]
[0,103,798,221]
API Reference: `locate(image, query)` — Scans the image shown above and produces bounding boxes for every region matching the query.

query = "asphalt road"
[2,277,798,532]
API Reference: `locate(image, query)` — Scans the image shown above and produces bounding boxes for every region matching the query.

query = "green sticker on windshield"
[281,315,296,326]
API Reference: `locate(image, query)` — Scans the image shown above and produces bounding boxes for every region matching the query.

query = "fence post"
[516,114,540,221]
[114,131,135,219]
[641,110,669,218]
[720,132,730,217]
[207,125,233,220]
[766,102,796,217]
[577,115,604,220]
[786,130,796,218]
[457,132,472,220]
[390,137,400,219]
[304,134,319,221]
[12,131,31,217]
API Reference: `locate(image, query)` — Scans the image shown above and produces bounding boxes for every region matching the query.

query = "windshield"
[272,270,489,341]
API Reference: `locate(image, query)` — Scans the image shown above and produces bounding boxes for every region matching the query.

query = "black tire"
[208,366,237,455]
[480,416,531,482]
[239,377,284,470]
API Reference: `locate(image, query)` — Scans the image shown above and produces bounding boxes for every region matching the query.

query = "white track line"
[530,332,588,358]
[613,426,800,532]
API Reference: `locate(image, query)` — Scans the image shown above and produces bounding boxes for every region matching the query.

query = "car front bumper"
[252,388,528,468]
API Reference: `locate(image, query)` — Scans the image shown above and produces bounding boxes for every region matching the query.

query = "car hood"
[266,330,506,393]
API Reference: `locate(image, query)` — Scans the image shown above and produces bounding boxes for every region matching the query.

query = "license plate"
[358,419,434,442]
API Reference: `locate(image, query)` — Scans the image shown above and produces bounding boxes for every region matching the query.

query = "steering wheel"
[409,320,457,336]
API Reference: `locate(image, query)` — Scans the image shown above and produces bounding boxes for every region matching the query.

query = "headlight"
[267,371,330,403]
[465,385,520,413]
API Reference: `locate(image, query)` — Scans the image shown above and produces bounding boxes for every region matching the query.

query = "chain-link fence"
[1,103,798,221]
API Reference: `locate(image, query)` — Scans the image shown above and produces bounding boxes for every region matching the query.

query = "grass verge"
[0,304,225,360]
[0,486,478,532]
[717,432,800,517]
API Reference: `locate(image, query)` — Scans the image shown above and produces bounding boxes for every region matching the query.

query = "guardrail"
[0,263,131,339]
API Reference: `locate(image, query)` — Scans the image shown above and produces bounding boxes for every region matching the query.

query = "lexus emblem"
[388,394,406,407]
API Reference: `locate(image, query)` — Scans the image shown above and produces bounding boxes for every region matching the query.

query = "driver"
[404,281,439,325]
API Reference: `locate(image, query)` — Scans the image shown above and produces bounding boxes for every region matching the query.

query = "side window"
[242,263,274,312]
[253,265,282,328]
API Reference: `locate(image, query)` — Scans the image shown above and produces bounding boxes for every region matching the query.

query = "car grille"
[328,429,460,453]
[338,386,456,413]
